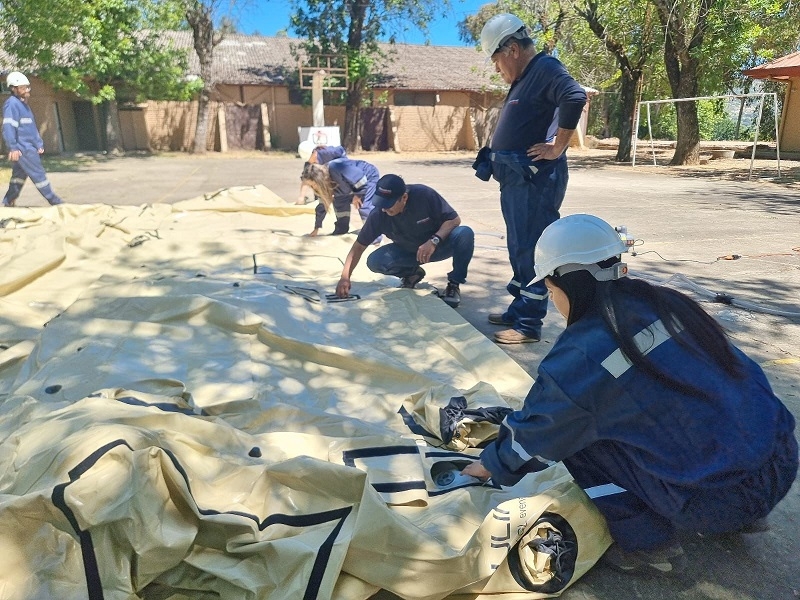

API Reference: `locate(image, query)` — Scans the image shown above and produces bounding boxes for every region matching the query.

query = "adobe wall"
[780,78,800,152]
[4,80,505,154]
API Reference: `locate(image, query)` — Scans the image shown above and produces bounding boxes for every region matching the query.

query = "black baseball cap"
[373,174,406,209]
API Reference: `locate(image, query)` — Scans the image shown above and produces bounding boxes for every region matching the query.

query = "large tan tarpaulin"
[0,186,611,600]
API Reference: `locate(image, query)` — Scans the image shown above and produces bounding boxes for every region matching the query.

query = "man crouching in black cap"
[335,174,474,308]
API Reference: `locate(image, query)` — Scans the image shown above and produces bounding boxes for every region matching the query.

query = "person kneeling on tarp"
[463,213,798,576]
[335,174,474,308]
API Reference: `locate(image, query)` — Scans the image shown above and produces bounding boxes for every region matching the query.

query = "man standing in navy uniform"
[2,71,63,207]
[474,14,585,344]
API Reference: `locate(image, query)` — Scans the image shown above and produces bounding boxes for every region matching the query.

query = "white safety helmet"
[298,140,316,162]
[480,13,528,58]
[532,214,628,283]
[6,71,30,88]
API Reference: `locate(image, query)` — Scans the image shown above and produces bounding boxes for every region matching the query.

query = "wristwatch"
[430,235,441,246]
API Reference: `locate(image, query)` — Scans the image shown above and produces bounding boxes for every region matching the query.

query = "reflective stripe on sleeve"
[3,117,19,127]
[601,319,672,378]
[520,289,547,300]
[506,420,534,462]
[584,483,626,499]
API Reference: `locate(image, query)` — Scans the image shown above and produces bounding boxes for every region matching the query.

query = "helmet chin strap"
[555,261,628,281]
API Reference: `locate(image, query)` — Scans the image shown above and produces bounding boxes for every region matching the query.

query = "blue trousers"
[564,431,798,552]
[366,225,474,284]
[491,154,567,338]
[2,150,63,206]
[329,191,375,234]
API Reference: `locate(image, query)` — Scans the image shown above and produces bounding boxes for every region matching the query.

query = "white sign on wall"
[298,126,341,148]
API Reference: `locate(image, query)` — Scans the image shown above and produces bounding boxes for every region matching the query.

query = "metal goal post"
[632,92,781,180]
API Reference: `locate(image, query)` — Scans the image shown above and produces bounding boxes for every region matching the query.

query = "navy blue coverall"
[482,53,586,338]
[314,158,379,234]
[479,300,798,552]
[2,95,62,206]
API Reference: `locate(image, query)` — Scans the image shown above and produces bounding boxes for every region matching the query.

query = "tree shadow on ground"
[38,151,159,173]
[573,148,800,187]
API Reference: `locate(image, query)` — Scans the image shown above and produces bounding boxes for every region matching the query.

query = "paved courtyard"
[4,148,800,599]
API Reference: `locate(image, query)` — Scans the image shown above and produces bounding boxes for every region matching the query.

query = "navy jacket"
[491,52,586,151]
[315,145,347,164]
[3,95,44,152]
[480,300,796,498]
[357,184,457,250]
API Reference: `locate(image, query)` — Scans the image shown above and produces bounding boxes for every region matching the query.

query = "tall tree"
[290,0,446,152]
[0,0,197,152]
[649,0,713,165]
[572,0,659,161]
[648,0,800,165]
[181,0,226,154]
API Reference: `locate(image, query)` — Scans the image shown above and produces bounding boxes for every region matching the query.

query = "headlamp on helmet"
[532,214,630,283]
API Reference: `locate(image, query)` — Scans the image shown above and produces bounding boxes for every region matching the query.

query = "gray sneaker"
[443,281,460,307]
[400,267,425,289]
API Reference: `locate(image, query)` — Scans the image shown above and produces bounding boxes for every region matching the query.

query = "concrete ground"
[4,148,800,599]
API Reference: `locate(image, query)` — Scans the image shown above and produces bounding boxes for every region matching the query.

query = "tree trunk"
[343,79,364,152]
[652,0,712,165]
[186,1,222,155]
[672,99,700,164]
[661,55,702,165]
[342,0,368,152]
[615,70,641,162]
[575,1,648,163]
[666,59,702,165]
[194,89,211,153]
[104,100,124,154]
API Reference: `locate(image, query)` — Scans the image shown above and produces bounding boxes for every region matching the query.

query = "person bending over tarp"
[463,214,798,577]
[335,174,474,308]
[295,142,347,206]
[300,157,380,236]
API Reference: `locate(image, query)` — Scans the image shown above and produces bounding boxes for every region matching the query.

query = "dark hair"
[548,263,745,395]
[549,258,619,326]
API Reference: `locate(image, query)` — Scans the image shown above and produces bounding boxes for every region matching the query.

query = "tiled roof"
[2,31,502,92]
[371,43,499,91]
[165,31,500,92]
[742,52,800,79]
[162,31,298,85]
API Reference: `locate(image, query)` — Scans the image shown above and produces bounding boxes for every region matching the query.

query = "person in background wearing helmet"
[474,14,586,344]
[298,150,380,237]
[463,214,797,576]
[298,140,347,166]
[335,174,474,308]
[295,141,348,205]
[2,72,64,207]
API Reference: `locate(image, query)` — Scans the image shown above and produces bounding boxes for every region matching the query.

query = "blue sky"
[237,0,486,47]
